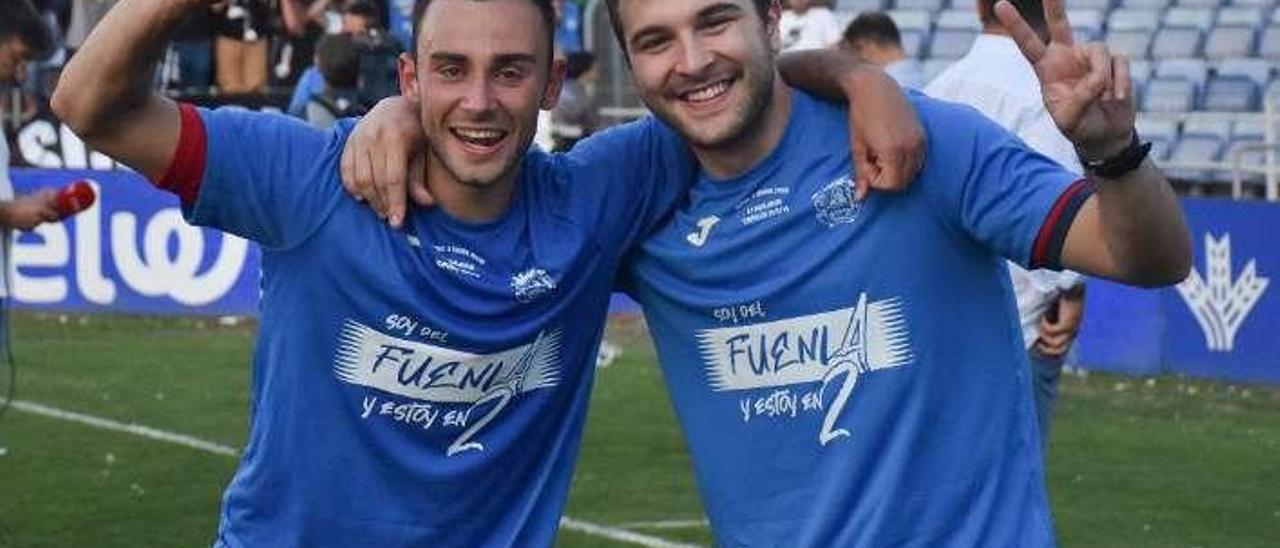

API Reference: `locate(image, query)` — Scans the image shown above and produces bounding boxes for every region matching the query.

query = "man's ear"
[398,52,420,104]
[540,57,568,111]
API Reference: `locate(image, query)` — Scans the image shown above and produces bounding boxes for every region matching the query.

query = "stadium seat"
[901,29,927,58]
[1215,6,1266,27]
[1218,137,1268,182]
[1174,0,1223,7]
[1151,27,1204,59]
[1216,57,1273,86]
[1262,26,1280,60]
[934,9,979,30]
[1204,27,1257,59]
[928,29,978,59]
[1106,29,1154,58]
[1201,76,1261,111]
[1109,9,1163,31]
[1129,59,1155,84]
[1120,0,1173,9]
[1136,119,1180,160]
[1070,0,1115,10]
[892,0,945,11]
[1155,58,1209,88]
[886,9,932,32]
[1230,0,1274,7]
[1232,119,1268,140]
[835,0,888,11]
[1182,114,1233,140]
[1068,9,1105,41]
[1163,7,1216,30]
[1143,78,1198,111]
[1137,118,1180,140]
[1166,135,1224,180]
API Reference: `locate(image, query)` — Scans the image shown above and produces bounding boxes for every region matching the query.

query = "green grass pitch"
[0,313,1277,547]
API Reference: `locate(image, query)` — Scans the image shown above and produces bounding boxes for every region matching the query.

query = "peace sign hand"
[995,0,1136,160]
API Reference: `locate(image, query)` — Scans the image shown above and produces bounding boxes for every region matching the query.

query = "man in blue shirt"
[52,0,921,545]
[349,0,1191,545]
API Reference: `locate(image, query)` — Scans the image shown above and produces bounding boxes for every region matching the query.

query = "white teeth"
[684,80,730,102]
[454,128,505,140]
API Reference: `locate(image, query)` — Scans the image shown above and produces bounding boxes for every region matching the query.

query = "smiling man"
[49,0,921,545]
[349,0,1192,545]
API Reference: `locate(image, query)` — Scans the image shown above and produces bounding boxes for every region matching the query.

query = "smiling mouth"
[451,127,509,150]
[678,78,734,104]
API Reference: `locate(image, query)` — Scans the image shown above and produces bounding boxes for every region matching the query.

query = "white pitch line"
[6,399,238,456]
[560,517,705,548]
[618,519,710,530]
[6,398,703,548]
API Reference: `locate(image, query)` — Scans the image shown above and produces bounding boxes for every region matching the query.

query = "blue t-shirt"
[286,67,325,118]
[184,108,692,547]
[623,90,1089,547]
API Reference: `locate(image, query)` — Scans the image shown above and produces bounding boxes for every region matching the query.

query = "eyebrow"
[426,52,538,66]
[627,2,746,48]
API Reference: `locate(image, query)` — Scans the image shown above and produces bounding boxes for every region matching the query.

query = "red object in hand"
[55,180,96,219]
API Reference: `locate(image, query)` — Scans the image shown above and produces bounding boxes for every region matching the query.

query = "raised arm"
[777,49,925,199]
[51,0,198,181]
[996,0,1191,286]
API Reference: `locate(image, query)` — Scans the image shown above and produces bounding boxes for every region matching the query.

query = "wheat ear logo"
[1176,233,1269,352]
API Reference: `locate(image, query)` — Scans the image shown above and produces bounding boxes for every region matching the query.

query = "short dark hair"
[343,0,382,24]
[604,0,772,54]
[842,12,902,49]
[565,51,594,79]
[410,0,556,59]
[0,0,53,59]
[980,0,1048,39]
[317,33,362,89]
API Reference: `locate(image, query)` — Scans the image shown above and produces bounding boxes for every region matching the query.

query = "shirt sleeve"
[556,117,697,259]
[158,103,347,250]
[915,96,1092,270]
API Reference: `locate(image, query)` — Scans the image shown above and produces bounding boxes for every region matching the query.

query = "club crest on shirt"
[511,268,557,303]
[811,174,862,227]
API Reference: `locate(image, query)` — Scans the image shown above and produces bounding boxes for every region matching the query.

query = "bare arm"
[0,191,60,231]
[997,0,1191,287]
[777,49,925,199]
[51,0,201,181]
[279,0,309,38]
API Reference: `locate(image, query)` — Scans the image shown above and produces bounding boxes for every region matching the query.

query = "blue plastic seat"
[1155,58,1209,89]
[1260,25,1280,59]
[1106,29,1154,58]
[1215,57,1272,86]
[1151,27,1204,59]
[1204,27,1257,58]
[1143,78,1198,111]
[1166,135,1224,180]
[1201,76,1261,111]
[893,0,945,11]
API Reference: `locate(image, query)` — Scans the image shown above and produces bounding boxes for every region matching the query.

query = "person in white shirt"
[1,1,61,233]
[840,11,924,89]
[925,0,1087,450]
[779,0,841,52]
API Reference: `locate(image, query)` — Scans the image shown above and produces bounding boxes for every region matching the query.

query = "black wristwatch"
[1078,131,1152,179]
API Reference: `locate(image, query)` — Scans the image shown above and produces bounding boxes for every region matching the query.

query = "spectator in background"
[1,1,61,232]
[841,12,924,88]
[385,0,414,51]
[287,0,380,117]
[780,0,840,52]
[551,51,600,151]
[213,0,270,94]
[553,0,583,53]
[304,33,365,128]
[165,7,216,91]
[64,0,117,51]
[925,0,1088,450]
[270,0,321,87]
